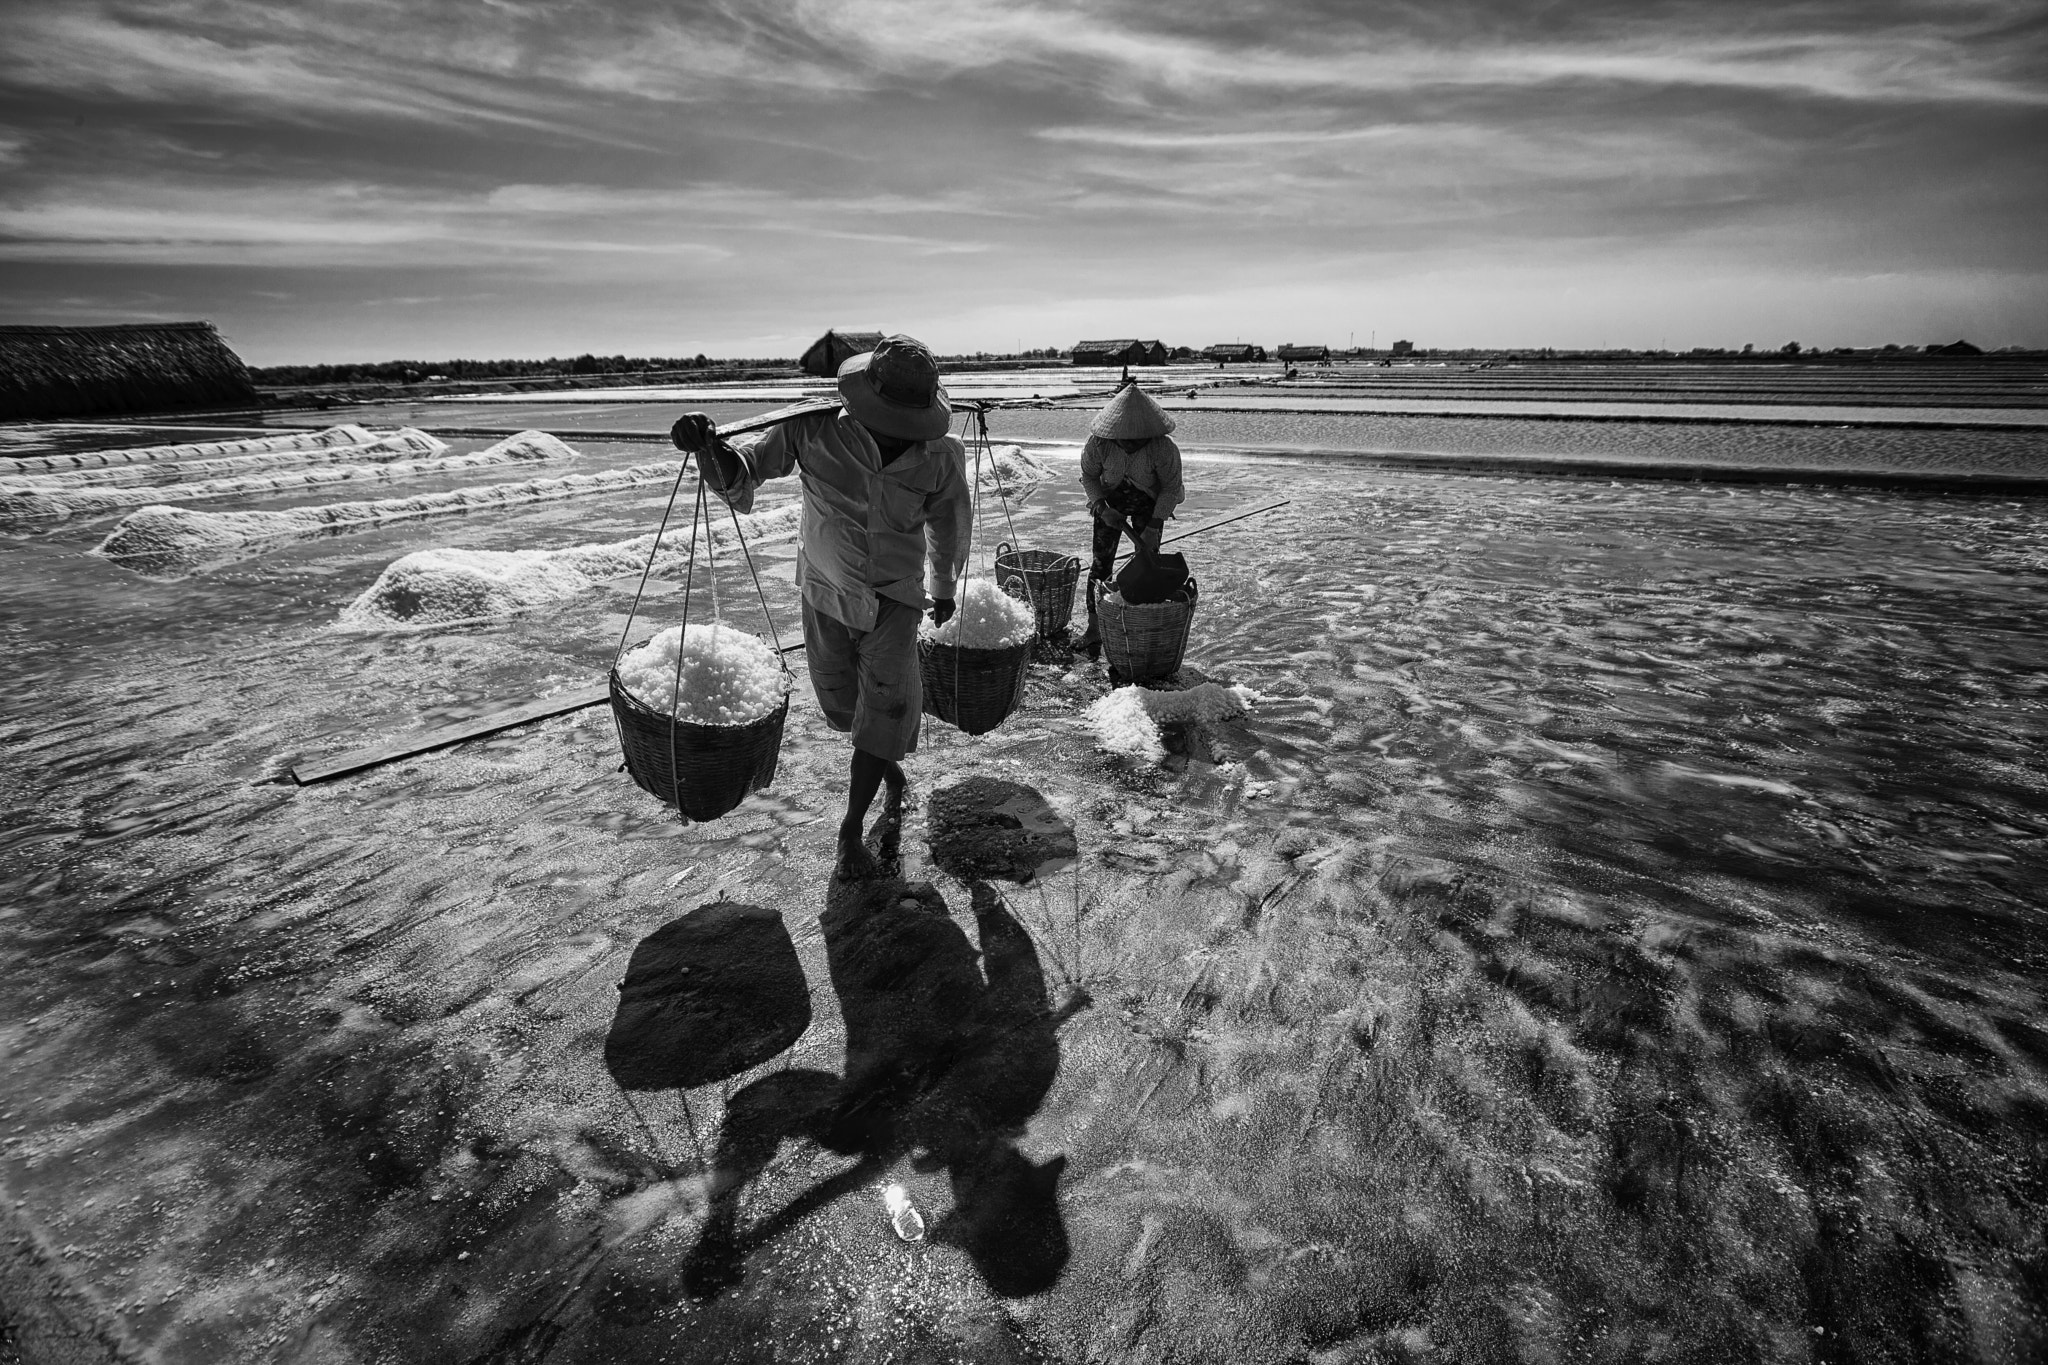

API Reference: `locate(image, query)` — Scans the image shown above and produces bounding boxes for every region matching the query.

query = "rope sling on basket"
[995,542,1080,641]
[608,452,792,822]
[979,418,1079,642]
[918,408,1034,737]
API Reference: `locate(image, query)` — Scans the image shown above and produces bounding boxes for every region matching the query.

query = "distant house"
[1071,339,1165,367]
[1276,344,1329,363]
[799,329,884,378]
[1390,340,1414,356]
[1925,339,1983,356]
[1202,343,1267,363]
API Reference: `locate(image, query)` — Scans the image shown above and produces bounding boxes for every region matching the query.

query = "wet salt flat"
[414,362,2048,427]
[266,393,2048,482]
[2,414,2046,1361]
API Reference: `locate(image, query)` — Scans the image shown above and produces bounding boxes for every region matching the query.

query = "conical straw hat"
[1090,385,1176,440]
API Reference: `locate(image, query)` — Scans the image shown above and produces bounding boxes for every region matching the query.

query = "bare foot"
[834,832,877,882]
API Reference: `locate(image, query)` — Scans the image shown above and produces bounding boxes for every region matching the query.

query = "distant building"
[799,329,884,378]
[1202,343,1267,363]
[1390,340,1414,356]
[1071,339,1165,367]
[1925,339,1983,356]
[0,321,257,421]
[1276,344,1329,363]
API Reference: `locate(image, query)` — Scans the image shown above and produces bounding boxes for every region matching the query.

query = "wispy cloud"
[0,178,735,266]
[807,0,2048,106]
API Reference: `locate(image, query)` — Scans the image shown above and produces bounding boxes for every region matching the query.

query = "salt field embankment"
[2,363,2044,1363]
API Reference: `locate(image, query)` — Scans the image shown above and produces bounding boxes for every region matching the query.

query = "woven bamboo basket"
[608,648,789,822]
[1096,577,1200,684]
[994,542,1081,639]
[918,636,1032,736]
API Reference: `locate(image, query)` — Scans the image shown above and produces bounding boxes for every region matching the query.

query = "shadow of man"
[683,871,1078,1300]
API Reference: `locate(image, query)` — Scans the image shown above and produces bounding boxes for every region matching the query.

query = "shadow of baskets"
[994,542,1080,640]
[609,654,789,822]
[919,637,1032,736]
[1096,577,1199,684]
[604,902,812,1092]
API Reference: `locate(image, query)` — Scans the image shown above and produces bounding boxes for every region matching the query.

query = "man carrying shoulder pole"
[671,335,971,881]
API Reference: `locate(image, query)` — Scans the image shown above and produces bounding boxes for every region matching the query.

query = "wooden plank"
[290,683,611,785]
[265,397,850,448]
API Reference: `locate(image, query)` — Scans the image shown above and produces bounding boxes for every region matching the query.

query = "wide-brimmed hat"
[1090,384,1175,440]
[837,334,951,442]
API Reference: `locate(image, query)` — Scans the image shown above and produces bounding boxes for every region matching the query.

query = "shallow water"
[2,428,2045,1361]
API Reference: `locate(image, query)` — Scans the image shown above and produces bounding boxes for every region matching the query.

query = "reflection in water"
[683,874,1079,1299]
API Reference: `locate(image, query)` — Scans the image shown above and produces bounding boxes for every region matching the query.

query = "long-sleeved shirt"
[1079,434,1185,523]
[714,408,972,632]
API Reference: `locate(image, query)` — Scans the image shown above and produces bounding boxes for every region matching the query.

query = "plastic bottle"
[882,1183,925,1242]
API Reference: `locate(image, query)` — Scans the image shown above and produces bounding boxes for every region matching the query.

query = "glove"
[1094,503,1124,529]
[670,412,717,453]
[929,597,956,627]
[672,414,743,491]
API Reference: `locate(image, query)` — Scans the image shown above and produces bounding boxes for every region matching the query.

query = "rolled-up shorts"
[802,597,922,762]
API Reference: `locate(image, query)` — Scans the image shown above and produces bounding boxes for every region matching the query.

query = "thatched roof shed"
[1277,344,1329,363]
[1202,343,1267,363]
[0,321,258,421]
[799,330,885,378]
[1072,339,1165,367]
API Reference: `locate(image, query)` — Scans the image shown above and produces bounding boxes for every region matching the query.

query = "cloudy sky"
[1,0,2044,364]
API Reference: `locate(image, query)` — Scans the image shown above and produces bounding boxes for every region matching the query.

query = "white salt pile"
[93,441,688,580]
[616,623,788,725]
[3,427,440,491]
[1083,682,1258,762]
[0,428,563,522]
[338,548,595,629]
[337,502,802,629]
[977,444,1051,496]
[0,424,378,478]
[921,577,1036,650]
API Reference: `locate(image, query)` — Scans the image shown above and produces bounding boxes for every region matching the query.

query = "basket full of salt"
[1095,577,1199,685]
[919,578,1036,735]
[610,623,791,821]
[993,541,1081,640]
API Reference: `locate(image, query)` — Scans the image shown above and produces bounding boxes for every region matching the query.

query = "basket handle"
[995,540,1013,559]
[1000,573,1029,602]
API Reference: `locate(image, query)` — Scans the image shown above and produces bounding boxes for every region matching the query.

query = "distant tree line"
[251,340,2029,388]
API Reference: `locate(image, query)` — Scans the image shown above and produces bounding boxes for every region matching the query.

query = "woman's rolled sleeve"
[1149,437,1185,521]
[1078,437,1109,508]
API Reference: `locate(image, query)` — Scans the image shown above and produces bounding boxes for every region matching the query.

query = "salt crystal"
[617,623,788,725]
[921,578,1035,650]
[1082,682,1258,763]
